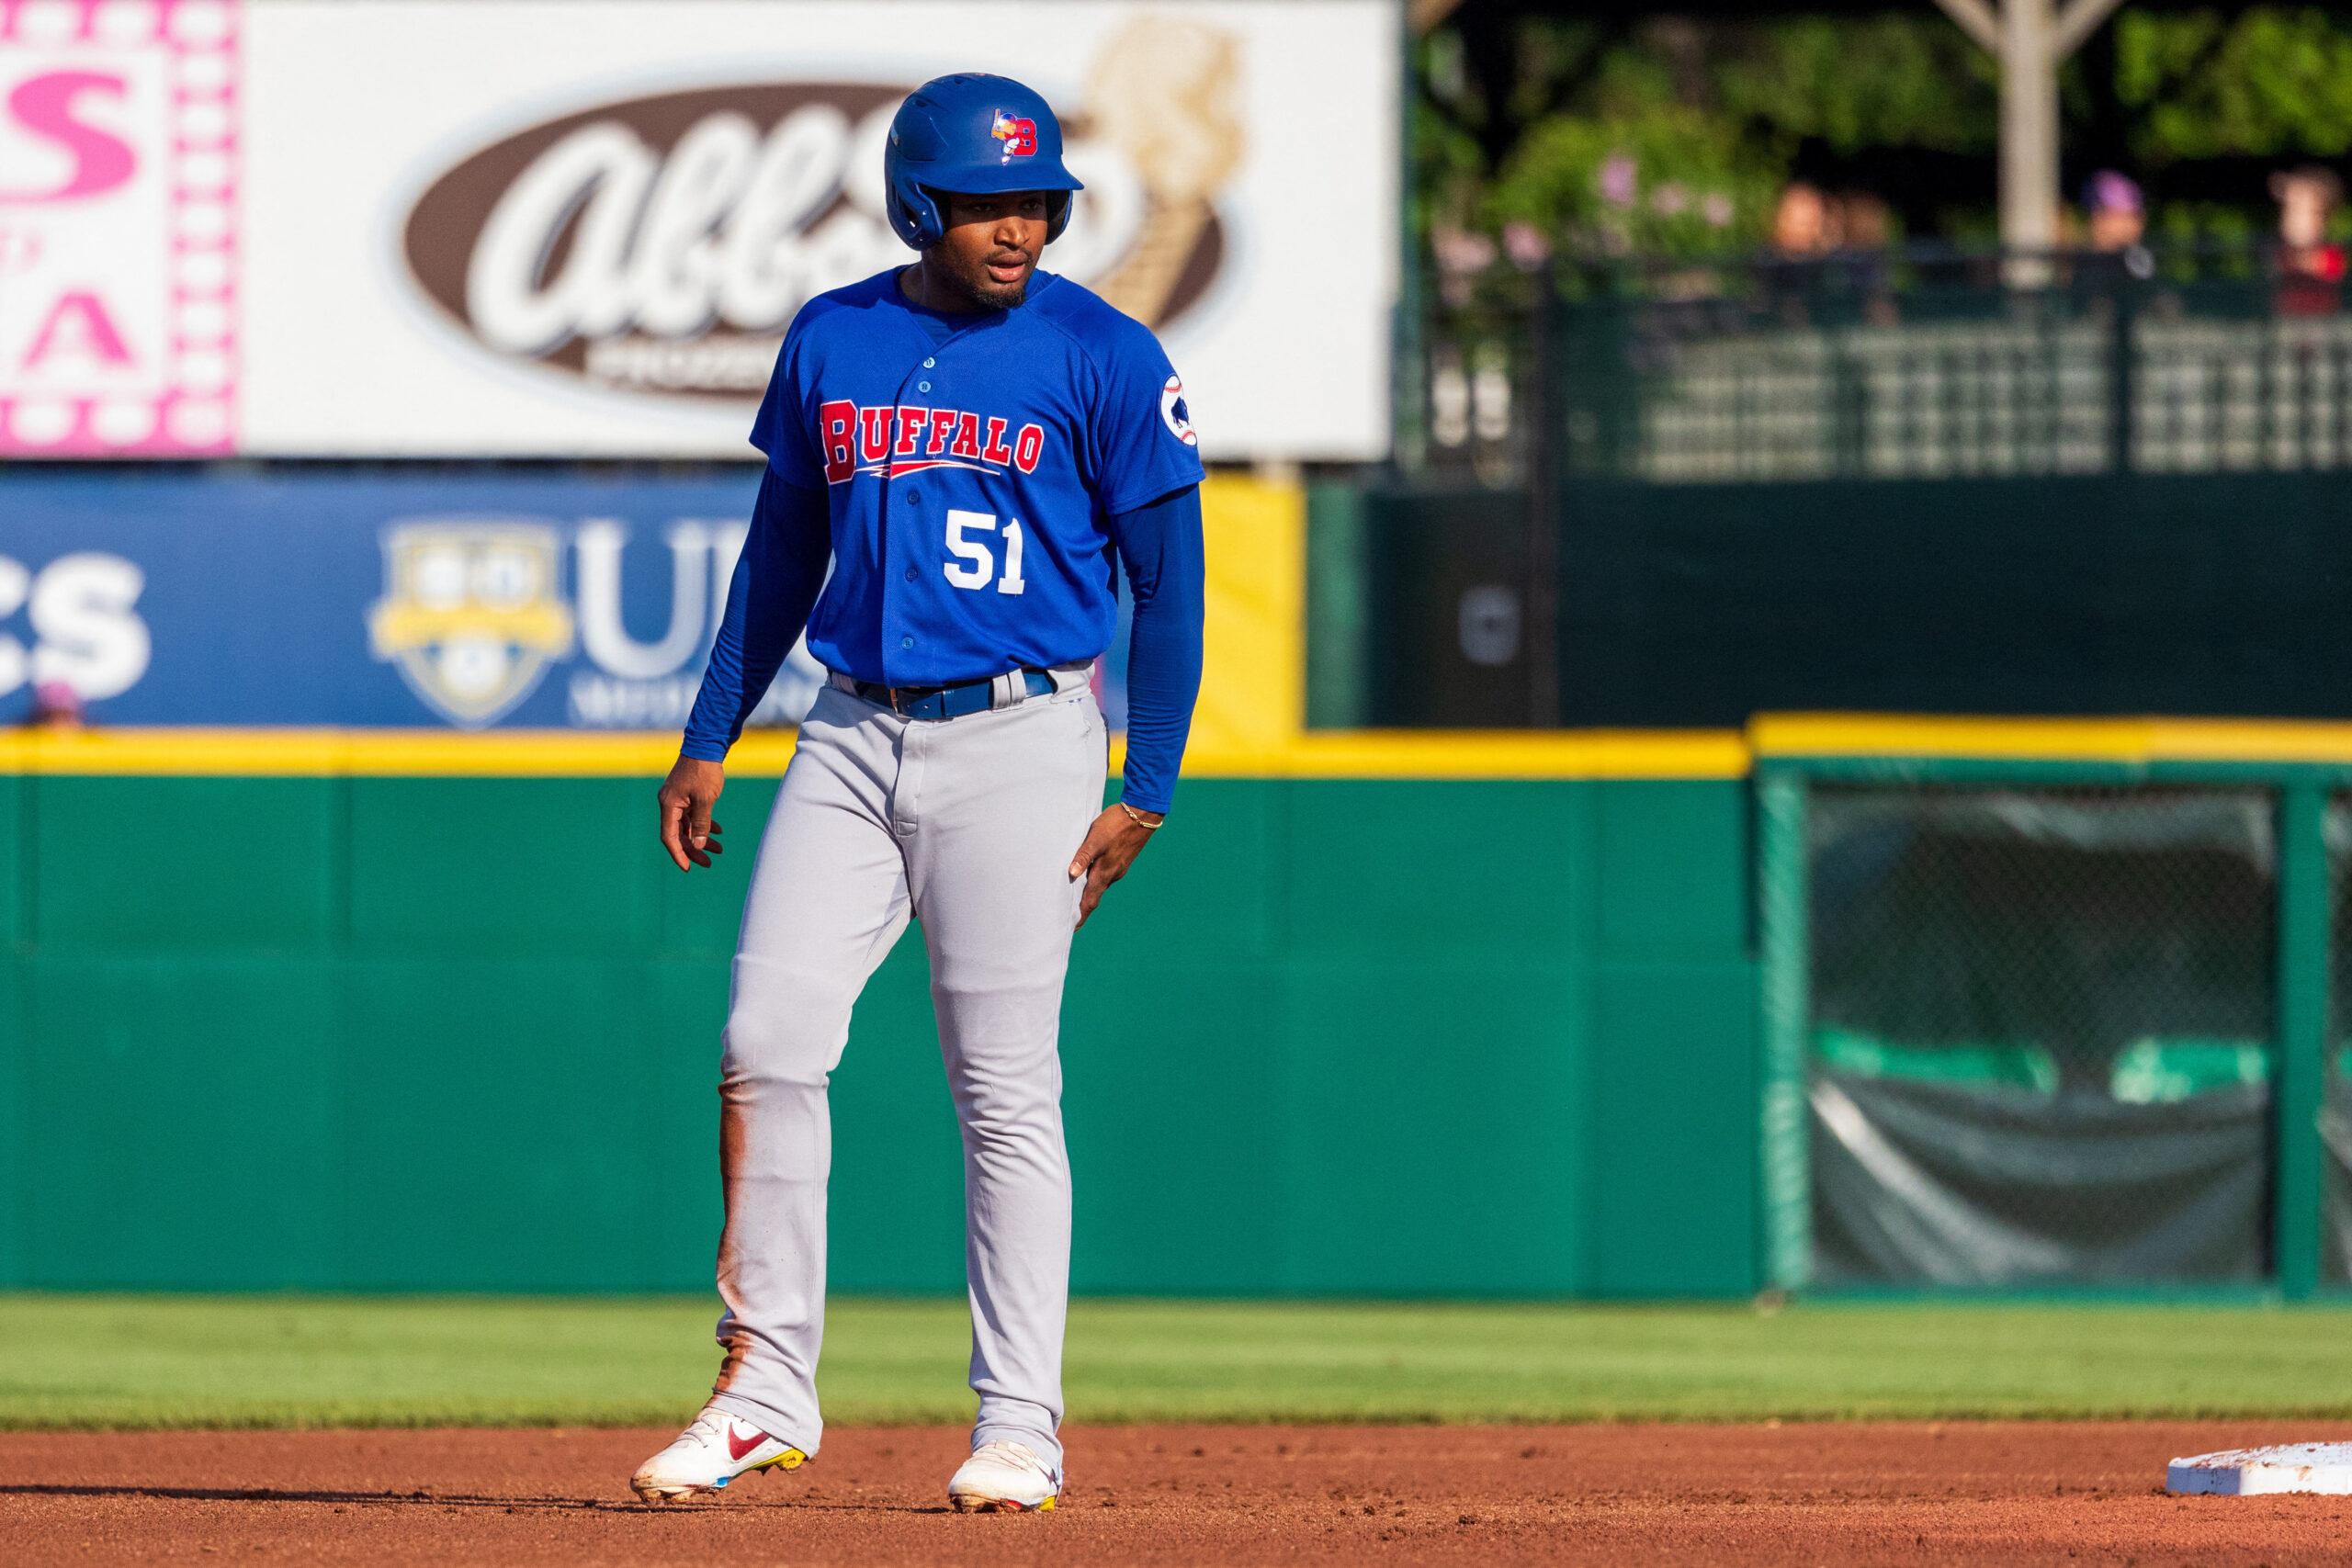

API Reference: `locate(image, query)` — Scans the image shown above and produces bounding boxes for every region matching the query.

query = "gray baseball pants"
[704,668,1102,1479]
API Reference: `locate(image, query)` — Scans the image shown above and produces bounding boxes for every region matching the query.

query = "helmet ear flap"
[1045,190,1073,243]
[889,179,947,250]
[918,184,951,248]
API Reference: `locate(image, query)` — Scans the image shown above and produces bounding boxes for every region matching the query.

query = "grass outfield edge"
[19,1406,2352,1433]
[14,1296,2352,1429]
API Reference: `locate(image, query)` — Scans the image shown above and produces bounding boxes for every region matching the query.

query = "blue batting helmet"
[882,73,1082,251]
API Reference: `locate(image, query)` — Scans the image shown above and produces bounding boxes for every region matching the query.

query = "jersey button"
[918,381,931,393]
[906,488,922,504]
[901,636,915,649]
[904,566,917,581]
[922,357,936,368]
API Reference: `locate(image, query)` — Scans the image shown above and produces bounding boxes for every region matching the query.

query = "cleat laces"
[970,1439,1054,1479]
[679,1409,735,1452]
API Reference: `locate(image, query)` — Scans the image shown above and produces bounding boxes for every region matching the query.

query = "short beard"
[933,253,1031,311]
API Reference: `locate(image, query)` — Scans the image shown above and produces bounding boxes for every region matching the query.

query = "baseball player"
[631,73,1205,1513]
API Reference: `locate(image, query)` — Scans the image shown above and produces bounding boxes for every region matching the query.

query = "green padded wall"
[0,769,22,1288]
[0,773,1758,1297]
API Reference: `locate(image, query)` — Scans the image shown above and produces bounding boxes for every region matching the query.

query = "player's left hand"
[1068,804,1163,928]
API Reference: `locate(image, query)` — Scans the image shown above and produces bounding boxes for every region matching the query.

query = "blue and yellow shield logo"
[368,522,574,726]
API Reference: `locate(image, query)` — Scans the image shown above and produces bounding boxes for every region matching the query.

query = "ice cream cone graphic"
[1087,17,1244,324]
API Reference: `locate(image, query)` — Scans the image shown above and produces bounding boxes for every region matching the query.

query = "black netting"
[1808,785,2277,1285]
[2322,799,2352,1282]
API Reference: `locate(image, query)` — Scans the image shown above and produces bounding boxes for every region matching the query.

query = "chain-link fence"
[2324,797,2352,1283]
[1804,785,2277,1286]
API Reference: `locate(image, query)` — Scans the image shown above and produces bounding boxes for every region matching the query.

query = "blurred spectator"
[1830,191,1899,325]
[2084,172,2143,251]
[2271,165,2345,317]
[2080,171,2155,282]
[24,680,84,730]
[1762,181,1832,324]
[1761,183,1897,327]
[1771,182,1830,261]
[1834,191,1888,252]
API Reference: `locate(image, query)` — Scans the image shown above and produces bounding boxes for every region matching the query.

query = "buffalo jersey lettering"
[751,267,1204,688]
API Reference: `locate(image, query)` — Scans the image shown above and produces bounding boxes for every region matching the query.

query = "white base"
[2167,1444,2352,1496]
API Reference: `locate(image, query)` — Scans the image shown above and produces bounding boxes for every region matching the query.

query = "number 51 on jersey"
[943,509,1026,595]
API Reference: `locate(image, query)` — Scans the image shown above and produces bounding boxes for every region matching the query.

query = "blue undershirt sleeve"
[1106,483,1205,816]
[679,467,832,761]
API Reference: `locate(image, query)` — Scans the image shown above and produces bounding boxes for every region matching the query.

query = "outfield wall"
[1,465,1766,1298]
[0,760,1758,1298]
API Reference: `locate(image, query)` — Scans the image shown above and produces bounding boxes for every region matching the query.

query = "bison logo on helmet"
[990,110,1038,160]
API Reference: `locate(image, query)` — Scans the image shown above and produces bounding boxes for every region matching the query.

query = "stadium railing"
[1404,243,2352,487]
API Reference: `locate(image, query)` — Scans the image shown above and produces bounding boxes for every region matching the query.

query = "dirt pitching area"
[7,1421,2352,1565]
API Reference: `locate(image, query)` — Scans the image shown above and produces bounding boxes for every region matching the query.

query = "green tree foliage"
[2117,8,2352,161]
[1490,107,1780,255]
[1422,15,1996,263]
[1487,49,1782,255]
[1421,6,2352,265]
[1714,17,1996,157]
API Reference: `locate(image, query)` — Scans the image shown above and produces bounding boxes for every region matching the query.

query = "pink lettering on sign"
[0,72,138,201]
[0,1,242,456]
[24,291,134,370]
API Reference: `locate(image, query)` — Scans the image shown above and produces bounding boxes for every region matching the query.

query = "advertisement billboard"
[6,469,804,729]
[235,0,1396,461]
[2,468,1179,733]
[0,0,241,457]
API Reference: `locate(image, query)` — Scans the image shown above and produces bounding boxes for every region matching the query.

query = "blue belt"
[845,667,1055,721]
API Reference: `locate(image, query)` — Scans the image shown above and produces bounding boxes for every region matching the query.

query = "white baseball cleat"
[629,1405,807,1502]
[947,1438,1060,1513]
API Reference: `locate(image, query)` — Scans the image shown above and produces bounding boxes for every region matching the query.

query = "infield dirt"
[6,1421,2352,1565]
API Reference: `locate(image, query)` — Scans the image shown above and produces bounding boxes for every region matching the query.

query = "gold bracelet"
[1118,801,1164,829]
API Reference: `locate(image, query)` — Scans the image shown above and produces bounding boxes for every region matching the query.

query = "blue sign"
[2,468,1136,730]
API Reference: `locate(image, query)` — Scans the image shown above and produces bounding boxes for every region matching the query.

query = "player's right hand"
[658,757,728,873]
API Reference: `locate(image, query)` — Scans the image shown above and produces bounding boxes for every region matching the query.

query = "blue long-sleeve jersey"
[681,468,1204,816]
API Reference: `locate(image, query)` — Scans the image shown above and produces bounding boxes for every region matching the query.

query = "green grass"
[11,1295,2352,1428]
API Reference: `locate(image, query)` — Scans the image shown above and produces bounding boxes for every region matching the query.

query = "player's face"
[932,191,1052,309]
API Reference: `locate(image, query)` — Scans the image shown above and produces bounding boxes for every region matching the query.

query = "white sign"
[239,0,1396,460]
[0,0,241,456]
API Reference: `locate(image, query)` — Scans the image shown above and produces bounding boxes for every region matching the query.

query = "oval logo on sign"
[398,20,1242,404]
